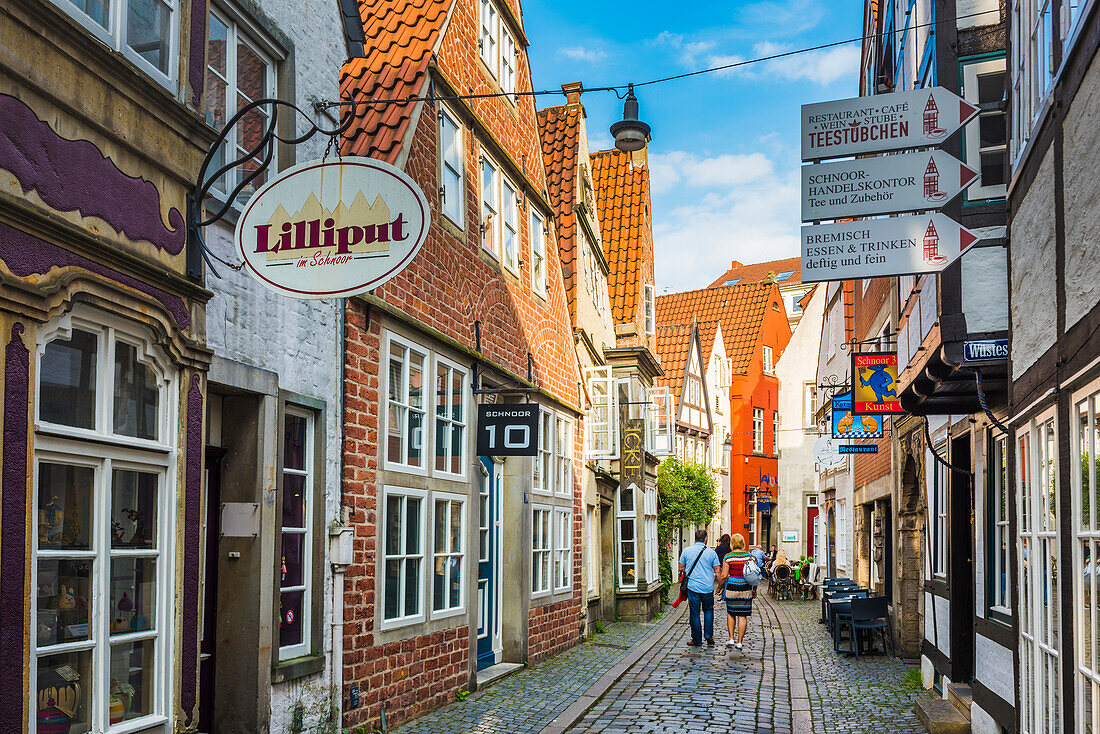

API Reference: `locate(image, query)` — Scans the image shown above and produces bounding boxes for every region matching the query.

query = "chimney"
[562,82,583,106]
[731,260,743,269]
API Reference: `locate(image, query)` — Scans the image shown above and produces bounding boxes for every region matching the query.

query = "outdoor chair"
[820,582,860,623]
[772,564,794,600]
[828,589,869,651]
[802,564,822,600]
[845,596,896,658]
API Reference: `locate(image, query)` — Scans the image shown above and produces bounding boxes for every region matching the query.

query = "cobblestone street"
[395,591,927,734]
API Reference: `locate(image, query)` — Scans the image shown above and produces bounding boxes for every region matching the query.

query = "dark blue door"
[476,457,500,669]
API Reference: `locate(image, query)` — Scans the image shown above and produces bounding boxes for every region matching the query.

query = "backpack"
[741,557,763,586]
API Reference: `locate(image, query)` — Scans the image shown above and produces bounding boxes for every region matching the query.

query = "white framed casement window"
[553,509,571,592]
[1073,379,1100,730]
[585,366,618,460]
[1018,410,1061,734]
[554,415,573,496]
[502,177,520,274]
[206,4,279,200]
[431,492,466,618]
[1010,0,1056,163]
[803,382,817,429]
[479,0,498,77]
[50,0,179,89]
[772,411,779,456]
[989,432,1011,617]
[646,387,673,456]
[532,505,552,596]
[432,355,468,479]
[644,284,655,335]
[762,345,774,375]
[32,307,176,732]
[530,209,547,295]
[617,483,637,590]
[500,25,517,95]
[586,505,598,596]
[533,409,552,494]
[961,58,1007,201]
[643,486,657,584]
[279,407,314,660]
[752,408,764,453]
[480,156,501,259]
[439,104,465,226]
[383,332,429,474]
[932,447,948,578]
[381,486,427,628]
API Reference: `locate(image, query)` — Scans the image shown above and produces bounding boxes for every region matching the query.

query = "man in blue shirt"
[678,529,721,646]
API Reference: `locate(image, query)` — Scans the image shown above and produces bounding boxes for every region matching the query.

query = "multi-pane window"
[643,486,658,583]
[33,311,173,731]
[586,506,598,596]
[763,345,774,374]
[479,0,517,94]
[279,409,313,659]
[962,59,1007,200]
[382,488,425,625]
[773,411,780,455]
[433,358,467,476]
[553,510,571,592]
[530,210,547,294]
[206,7,277,199]
[555,416,573,496]
[52,0,178,85]
[532,507,551,595]
[1010,0,1056,161]
[933,450,947,577]
[439,105,465,225]
[432,495,465,615]
[534,409,552,492]
[989,434,1010,615]
[500,26,517,95]
[385,335,427,470]
[618,482,636,589]
[804,382,817,429]
[753,408,764,453]
[646,387,674,456]
[644,284,655,335]
[502,178,519,273]
[481,157,500,258]
[1074,383,1100,730]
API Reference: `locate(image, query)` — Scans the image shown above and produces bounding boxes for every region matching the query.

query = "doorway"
[806,495,819,561]
[949,435,974,683]
[199,447,225,733]
[476,457,502,670]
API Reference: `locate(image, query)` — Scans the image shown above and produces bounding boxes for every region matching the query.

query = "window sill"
[272,653,325,683]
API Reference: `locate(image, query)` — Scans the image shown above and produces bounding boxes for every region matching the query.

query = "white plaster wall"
[971,704,1002,734]
[777,287,825,561]
[961,246,1009,333]
[934,595,951,656]
[1010,147,1058,380]
[1062,55,1100,331]
[975,634,1015,705]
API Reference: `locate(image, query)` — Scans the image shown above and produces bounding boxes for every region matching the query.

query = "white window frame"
[553,509,572,593]
[584,367,619,460]
[479,0,498,76]
[533,408,552,494]
[989,433,1011,616]
[502,176,519,274]
[31,308,177,733]
[278,406,314,660]
[1010,0,1056,165]
[479,0,517,95]
[803,381,818,429]
[763,345,774,375]
[837,499,848,572]
[646,387,674,456]
[752,408,764,453]
[617,483,637,590]
[586,505,598,596]
[532,505,552,597]
[383,332,430,475]
[772,411,780,456]
[430,492,466,619]
[431,354,468,480]
[932,447,948,579]
[962,58,1008,201]
[644,284,655,335]
[555,415,573,497]
[530,209,547,296]
[643,486,658,584]
[50,0,180,89]
[380,486,428,629]
[1073,379,1100,731]
[500,24,517,95]
[439,104,465,226]
[480,155,501,259]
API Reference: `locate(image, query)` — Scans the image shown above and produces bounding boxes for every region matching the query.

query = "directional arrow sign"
[801,150,979,221]
[802,87,980,160]
[802,213,981,283]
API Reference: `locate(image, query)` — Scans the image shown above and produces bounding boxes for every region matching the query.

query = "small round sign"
[234,156,430,299]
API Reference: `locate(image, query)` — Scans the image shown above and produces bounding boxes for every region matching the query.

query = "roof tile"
[707,256,803,289]
[591,149,653,326]
[536,104,582,323]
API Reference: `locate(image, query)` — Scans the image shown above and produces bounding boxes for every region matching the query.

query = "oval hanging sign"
[234,156,430,299]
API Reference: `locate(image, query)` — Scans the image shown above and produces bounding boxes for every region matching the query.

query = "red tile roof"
[591,149,653,326]
[339,0,452,164]
[656,283,781,374]
[537,103,582,323]
[707,256,802,289]
[654,322,693,399]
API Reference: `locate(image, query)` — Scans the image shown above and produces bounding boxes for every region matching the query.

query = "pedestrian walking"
[678,529,721,647]
[715,534,732,570]
[719,533,756,650]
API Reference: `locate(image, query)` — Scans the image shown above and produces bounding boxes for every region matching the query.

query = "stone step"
[915,697,971,734]
[475,662,524,690]
[946,683,973,722]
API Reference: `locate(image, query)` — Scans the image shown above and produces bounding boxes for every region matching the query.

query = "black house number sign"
[477,403,539,456]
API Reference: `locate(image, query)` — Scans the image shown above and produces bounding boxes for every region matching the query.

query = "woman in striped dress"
[719,533,755,650]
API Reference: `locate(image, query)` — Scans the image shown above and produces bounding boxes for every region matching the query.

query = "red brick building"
[656,284,791,549]
[338,0,584,728]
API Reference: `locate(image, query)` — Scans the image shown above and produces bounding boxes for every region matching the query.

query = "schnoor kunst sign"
[235,157,430,299]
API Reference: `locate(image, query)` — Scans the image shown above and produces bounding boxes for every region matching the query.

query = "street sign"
[813,437,847,470]
[831,391,883,438]
[802,213,980,283]
[476,403,539,456]
[964,339,1009,362]
[839,444,879,455]
[801,87,980,160]
[853,352,903,415]
[801,150,979,221]
[781,530,799,543]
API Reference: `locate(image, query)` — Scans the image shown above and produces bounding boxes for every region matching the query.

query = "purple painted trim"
[0,94,186,255]
[189,0,208,109]
[0,222,192,331]
[181,375,203,725]
[1,323,29,730]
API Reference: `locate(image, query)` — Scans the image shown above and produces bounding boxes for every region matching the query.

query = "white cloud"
[558,46,607,63]
[648,151,773,195]
[701,42,860,86]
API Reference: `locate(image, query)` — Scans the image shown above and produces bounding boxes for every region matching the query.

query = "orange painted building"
[656,283,792,547]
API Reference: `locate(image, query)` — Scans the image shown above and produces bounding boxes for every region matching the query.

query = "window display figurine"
[40,495,64,546]
[121,507,147,546]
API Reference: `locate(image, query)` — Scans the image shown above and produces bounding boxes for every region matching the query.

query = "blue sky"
[524,0,864,292]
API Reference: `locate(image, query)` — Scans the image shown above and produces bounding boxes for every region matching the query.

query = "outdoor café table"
[821,584,860,623]
[827,593,867,652]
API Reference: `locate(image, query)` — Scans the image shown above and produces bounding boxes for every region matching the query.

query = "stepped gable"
[656,283,775,375]
[537,104,582,323]
[339,0,453,163]
[591,148,653,326]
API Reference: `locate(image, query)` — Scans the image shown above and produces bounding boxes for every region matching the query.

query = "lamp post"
[610,84,651,152]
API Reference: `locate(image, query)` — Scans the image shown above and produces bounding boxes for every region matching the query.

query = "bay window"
[643,486,657,584]
[382,487,426,626]
[33,309,174,732]
[585,367,618,460]
[618,483,636,589]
